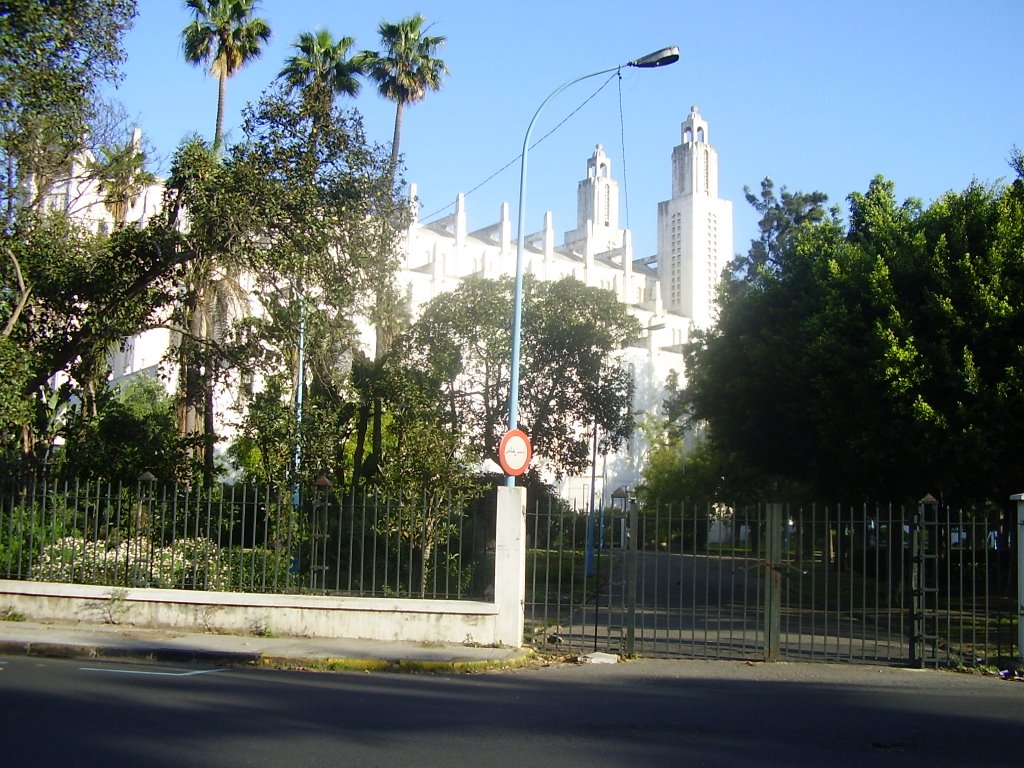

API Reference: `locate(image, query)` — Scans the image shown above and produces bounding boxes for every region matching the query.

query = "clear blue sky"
[108,0,1023,261]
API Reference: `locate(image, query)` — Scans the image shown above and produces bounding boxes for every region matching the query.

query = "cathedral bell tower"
[563,144,625,253]
[656,106,733,330]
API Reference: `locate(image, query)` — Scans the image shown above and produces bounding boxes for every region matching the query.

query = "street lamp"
[292,286,306,509]
[505,45,680,486]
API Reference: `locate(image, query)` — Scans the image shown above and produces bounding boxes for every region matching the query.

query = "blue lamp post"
[505,45,679,486]
[292,287,305,509]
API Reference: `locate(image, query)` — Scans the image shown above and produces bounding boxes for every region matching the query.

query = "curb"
[0,639,260,665]
[257,649,541,675]
[0,638,538,674]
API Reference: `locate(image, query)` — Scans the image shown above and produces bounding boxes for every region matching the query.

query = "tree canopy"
[401,275,639,479]
[181,0,272,151]
[0,0,137,217]
[675,163,1024,505]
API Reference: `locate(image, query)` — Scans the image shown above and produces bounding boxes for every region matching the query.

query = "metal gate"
[525,499,1019,666]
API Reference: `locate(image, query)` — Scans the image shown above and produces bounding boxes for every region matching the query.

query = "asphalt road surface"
[1,655,1021,767]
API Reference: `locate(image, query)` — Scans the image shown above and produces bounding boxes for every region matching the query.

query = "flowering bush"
[31,536,233,589]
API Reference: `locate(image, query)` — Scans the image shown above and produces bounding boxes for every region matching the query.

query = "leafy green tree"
[0,0,137,218]
[0,2,220,473]
[227,373,295,485]
[401,275,639,479]
[729,177,835,285]
[58,375,188,484]
[376,360,482,596]
[1,208,186,463]
[682,166,1024,504]
[215,85,401,491]
[181,0,271,152]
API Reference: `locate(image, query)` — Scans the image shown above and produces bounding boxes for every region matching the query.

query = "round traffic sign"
[498,429,532,476]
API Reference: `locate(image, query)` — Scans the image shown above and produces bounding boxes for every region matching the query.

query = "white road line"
[80,666,224,677]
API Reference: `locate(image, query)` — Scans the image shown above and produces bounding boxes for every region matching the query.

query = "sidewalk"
[0,619,533,673]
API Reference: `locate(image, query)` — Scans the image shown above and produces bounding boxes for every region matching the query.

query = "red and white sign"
[498,429,532,476]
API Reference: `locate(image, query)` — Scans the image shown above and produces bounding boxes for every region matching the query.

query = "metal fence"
[525,499,1019,668]
[4,475,1019,668]
[0,477,492,600]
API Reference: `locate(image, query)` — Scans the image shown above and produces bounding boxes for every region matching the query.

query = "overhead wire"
[617,69,631,233]
[418,71,621,226]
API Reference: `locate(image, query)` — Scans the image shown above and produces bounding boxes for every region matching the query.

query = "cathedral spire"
[563,144,625,253]
[657,106,733,329]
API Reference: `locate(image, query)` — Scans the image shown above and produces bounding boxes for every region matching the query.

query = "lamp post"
[505,46,679,486]
[292,286,305,509]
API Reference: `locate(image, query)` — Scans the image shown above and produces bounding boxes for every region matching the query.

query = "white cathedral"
[395,105,731,505]
[107,106,732,508]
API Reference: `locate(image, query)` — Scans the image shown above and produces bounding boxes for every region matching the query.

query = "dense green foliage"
[0,0,137,215]
[57,376,188,484]
[402,275,639,478]
[672,162,1024,505]
[217,85,401,488]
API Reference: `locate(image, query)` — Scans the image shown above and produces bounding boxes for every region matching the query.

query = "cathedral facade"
[397,106,732,506]
[103,107,732,507]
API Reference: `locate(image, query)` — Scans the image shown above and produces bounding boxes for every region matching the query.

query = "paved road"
[2,654,1021,767]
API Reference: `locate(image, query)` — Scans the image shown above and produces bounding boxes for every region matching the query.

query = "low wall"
[0,579,502,645]
[0,487,529,649]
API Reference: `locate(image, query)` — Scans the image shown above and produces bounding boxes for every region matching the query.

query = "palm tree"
[279,29,363,129]
[88,131,157,228]
[360,14,448,179]
[351,16,447,486]
[181,0,272,152]
[179,3,268,484]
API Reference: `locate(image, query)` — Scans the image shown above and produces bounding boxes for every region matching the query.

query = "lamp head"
[628,45,680,68]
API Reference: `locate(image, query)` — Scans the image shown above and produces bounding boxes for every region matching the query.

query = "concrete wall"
[0,580,501,645]
[0,487,530,649]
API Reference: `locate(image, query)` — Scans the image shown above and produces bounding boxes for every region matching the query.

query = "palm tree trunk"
[214,72,227,152]
[389,101,404,182]
[203,370,215,488]
[351,400,370,493]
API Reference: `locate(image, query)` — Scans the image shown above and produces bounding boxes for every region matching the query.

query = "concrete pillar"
[542,211,555,281]
[500,202,511,256]
[454,193,467,245]
[494,486,527,648]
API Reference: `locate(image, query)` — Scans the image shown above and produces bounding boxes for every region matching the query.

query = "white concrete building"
[100,108,732,507]
[30,130,168,393]
[658,106,733,330]
[400,106,731,506]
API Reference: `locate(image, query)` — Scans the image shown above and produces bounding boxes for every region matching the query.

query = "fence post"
[764,502,783,661]
[909,500,923,668]
[1011,493,1024,664]
[910,494,941,668]
[624,501,639,656]
[494,486,527,648]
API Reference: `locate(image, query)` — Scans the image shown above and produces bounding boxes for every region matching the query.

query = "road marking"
[80,666,224,678]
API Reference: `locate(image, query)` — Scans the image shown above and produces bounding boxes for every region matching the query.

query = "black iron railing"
[525,499,1019,668]
[0,477,491,600]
